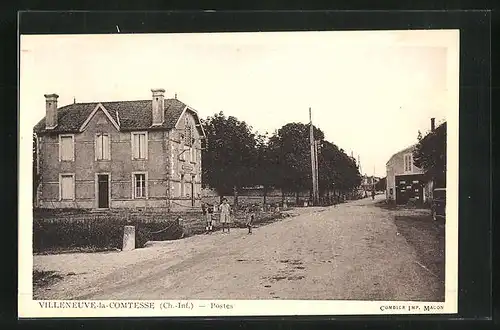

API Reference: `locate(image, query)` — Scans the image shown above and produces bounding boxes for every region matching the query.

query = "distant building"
[33,88,206,211]
[385,119,436,205]
[358,175,381,197]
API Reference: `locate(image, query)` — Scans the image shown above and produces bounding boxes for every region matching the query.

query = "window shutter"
[139,134,147,158]
[96,135,103,160]
[133,134,140,159]
[102,135,110,159]
[61,136,73,161]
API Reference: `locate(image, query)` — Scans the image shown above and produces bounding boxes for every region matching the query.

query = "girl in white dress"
[219,198,231,233]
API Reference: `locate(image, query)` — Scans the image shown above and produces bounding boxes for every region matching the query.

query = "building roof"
[385,121,447,167]
[385,144,417,166]
[33,98,197,134]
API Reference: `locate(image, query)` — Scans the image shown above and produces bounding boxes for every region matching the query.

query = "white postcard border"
[18,29,460,318]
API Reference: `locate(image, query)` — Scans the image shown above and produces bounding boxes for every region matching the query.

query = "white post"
[122,226,135,251]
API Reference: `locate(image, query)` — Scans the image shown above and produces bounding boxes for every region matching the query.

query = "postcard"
[19,29,459,318]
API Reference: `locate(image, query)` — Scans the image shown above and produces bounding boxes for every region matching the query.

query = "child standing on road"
[246,203,257,234]
[202,203,214,234]
[219,198,231,233]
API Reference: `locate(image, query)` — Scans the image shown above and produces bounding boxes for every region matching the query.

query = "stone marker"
[122,225,135,251]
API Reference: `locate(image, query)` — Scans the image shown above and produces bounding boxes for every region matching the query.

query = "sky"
[20,30,458,177]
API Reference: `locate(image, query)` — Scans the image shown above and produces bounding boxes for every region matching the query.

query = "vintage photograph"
[19,30,459,316]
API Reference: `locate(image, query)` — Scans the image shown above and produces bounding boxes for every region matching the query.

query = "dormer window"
[95,133,111,160]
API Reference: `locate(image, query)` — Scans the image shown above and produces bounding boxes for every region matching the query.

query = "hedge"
[33,215,183,253]
[33,208,291,253]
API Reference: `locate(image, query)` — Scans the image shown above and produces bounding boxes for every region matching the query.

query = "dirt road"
[34,195,443,301]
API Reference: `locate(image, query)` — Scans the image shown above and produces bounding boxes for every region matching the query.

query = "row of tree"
[201,112,362,204]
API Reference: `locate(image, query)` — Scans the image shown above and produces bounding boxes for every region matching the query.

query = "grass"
[374,199,431,211]
[393,213,445,300]
[33,270,64,289]
[374,199,445,301]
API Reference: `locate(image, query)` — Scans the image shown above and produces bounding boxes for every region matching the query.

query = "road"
[34,195,443,301]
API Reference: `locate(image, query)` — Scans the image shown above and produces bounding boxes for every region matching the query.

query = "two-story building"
[33,88,206,211]
[385,118,436,205]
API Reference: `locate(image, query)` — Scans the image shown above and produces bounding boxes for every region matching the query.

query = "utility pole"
[309,108,318,206]
[314,140,320,204]
[358,154,362,176]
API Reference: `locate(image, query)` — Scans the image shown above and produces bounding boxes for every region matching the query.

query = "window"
[131,132,147,159]
[60,174,75,200]
[170,153,175,176]
[95,133,110,160]
[404,153,413,172]
[182,145,190,161]
[184,118,192,147]
[180,174,185,197]
[59,135,74,161]
[191,147,196,163]
[133,173,147,199]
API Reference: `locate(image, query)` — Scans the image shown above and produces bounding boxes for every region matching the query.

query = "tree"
[268,123,325,202]
[266,123,362,203]
[375,177,386,191]
[201,112,258,204]
[252,133,279,205]
[201,115,363,206]
[413,122,447,188]
[326,145,362,195]
[317,140,338,195]
[317,141,360,196]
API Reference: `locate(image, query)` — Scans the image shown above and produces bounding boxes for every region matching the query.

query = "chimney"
[151,88,165,125]
[44,94,59,129]
[431,117,436,132]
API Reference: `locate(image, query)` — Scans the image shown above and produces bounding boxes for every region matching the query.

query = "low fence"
[200,187,350,208]
[201,189,356,209]
[201,194,287,208]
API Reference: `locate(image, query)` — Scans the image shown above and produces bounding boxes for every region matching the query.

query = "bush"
[33,217,124,253]
[33,215,185,253]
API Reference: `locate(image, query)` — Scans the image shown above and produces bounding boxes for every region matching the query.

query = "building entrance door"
[98,174,109,208]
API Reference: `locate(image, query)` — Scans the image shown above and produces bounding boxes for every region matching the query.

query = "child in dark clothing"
[246,204,258,234]
[203,203,214,233]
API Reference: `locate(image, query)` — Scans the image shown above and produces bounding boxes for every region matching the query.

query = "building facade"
[385,144,426,204]
[386,118,438,205]
[358,175,381,197]
[33,89,206,211]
